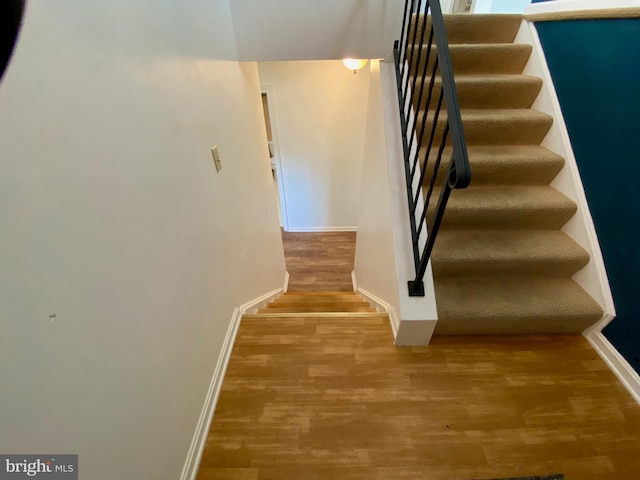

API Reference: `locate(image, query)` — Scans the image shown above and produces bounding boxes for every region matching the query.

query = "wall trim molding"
[518,21,616,329]
[587,331,640,406]
[240,287,285,315]
[283,271,290,293]
[285,226,357,233]
[180,286,284,480]
[524,14,638,409]
[261,85,290,232]
[180,308,241,480]
[527,8,640,22]
[526,0,640,22]
[355,284,400,337]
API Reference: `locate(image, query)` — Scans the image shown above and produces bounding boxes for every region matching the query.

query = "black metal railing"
[393,0,471,297]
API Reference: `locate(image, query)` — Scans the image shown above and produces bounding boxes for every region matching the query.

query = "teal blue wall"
[536,19,640,374]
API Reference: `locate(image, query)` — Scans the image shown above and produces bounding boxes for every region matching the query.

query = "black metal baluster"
[401,0,417,74]
[415,89,445,210]
[395,0,471,297]
[411,53,439,181]
[406,4,431,163]
[403,0,421,108]
[409,25,434,181]
[411,62,441,216]
[417,122,449,239]
[410,180,452,296]
[398,0,411,65]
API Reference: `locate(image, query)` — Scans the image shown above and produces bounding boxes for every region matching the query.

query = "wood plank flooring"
[255,292,377,314]
[281,231,356,292]
[197,315,640,480]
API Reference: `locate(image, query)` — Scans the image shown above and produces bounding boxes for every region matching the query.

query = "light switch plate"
[211,145,222,172]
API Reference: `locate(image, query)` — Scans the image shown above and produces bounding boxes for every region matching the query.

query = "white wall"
[0,1,286,479]
[258,61,370,231]
[473,0,495,12]
[353,60,438,346]
[492,0,531,12]
[474,0,532,13]
[229,0,404,61]
[353,60,401,312]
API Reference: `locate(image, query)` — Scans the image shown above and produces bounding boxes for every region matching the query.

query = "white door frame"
[261,85,290,231]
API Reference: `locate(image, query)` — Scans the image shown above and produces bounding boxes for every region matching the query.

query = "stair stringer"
[515,20,616,334]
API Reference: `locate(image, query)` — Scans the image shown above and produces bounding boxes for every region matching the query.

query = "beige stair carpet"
[408,14,602,334]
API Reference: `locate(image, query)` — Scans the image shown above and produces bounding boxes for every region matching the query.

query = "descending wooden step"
[253,292,379,315]
[431,230,590,276]
[433,275,603,335]
[271,292,366,303]
[258,306,377,314]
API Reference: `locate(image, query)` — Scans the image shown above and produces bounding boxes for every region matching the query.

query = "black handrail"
[393,0,471,297]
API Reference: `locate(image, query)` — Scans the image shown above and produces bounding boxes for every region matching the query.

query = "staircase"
[249,292,382,316]
[411,14,603,334]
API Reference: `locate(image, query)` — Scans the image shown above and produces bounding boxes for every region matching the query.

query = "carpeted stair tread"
[411,14,523,44]
[463,145,564,184]
[414,74,542,110]
[411,44,532,76]
[431,230,590,276]
[418,109,553,146]
[435,186,577,229]
[421,145,565,185]
[404,14,603,335]
[433,276,603,334]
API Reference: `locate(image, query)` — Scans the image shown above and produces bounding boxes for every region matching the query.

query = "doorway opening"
[260,87,288,230]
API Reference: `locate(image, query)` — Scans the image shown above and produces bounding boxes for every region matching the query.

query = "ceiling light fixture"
[342,58,369,74]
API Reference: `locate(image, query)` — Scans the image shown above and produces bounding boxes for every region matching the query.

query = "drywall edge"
[380,61,438,344]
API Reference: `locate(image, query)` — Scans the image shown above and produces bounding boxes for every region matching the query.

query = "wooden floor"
[281,231,356,292]
[197,315,640,480]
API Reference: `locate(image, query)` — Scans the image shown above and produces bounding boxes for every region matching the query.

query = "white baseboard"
[240,287,285,315]
[180,286,284,480]
[284,271,290,293]
[587,331,640,406]
[180,308,242,480]
[285,226,357,233]
[356,286,400,337]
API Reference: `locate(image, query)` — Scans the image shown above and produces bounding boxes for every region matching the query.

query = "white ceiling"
[228,0,404,61]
